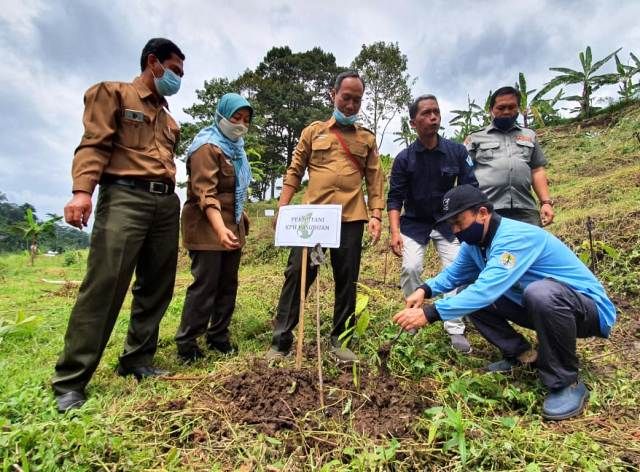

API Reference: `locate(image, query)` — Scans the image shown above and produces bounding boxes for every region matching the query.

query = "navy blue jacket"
[387,136,478,244]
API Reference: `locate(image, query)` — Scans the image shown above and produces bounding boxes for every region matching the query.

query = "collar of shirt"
[480,213,502,253]
[326,115,359,131]
[486,122,522,134]
[132,76,168,109]
[413,134,445,154]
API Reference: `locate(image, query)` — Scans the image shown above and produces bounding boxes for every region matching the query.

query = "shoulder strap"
[330,128,364,178]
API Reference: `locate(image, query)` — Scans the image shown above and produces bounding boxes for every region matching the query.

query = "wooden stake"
[383,237,389,285]
[295,247,308,369]
[315,275,325,408]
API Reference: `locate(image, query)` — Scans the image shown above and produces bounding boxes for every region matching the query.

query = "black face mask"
[454,221,485,246]
[493,115,518,131]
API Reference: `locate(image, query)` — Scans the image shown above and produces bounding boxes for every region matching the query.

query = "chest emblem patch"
[500,251,516,269]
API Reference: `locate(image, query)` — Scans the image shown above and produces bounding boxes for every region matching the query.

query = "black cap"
[436,185,491,224]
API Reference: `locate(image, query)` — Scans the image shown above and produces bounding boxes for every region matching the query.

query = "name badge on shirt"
[123,109,145,122]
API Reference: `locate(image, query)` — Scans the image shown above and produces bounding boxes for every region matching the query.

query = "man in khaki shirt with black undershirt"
[267,71,385,363]
[52,38,185,413]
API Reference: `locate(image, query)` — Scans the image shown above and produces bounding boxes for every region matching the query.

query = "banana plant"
[449,95,485,142]
[530,88,564,128]
[515,73,536,127]
[534,46,622,118]
[614,52,640,101]
[9,208,61,265]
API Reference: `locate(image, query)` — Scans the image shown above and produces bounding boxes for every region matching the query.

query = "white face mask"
[216,112,248,141]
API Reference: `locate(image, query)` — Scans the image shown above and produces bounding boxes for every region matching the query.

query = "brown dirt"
[184,360,431,438]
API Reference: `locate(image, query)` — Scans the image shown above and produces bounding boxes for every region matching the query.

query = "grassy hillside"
[1,104,639,471]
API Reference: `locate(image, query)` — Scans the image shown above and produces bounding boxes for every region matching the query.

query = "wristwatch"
[540,199,554,207]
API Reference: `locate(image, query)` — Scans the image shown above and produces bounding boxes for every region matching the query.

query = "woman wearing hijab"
[175,93,253,362]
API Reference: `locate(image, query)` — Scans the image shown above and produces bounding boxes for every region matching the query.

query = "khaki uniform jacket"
[181,144,249,251]
[71,77,180,194]
[465,123,547,211]
[283,117,385,221]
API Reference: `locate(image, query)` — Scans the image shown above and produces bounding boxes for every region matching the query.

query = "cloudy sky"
[1,0,638,227]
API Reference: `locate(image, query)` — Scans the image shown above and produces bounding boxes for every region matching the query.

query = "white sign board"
[264,209,275,217]
[275,204,342,248]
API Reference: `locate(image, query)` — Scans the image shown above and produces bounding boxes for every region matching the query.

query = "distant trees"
[0,192,88,254]
[179,43,638,200]
[9,208,61,265]
[181,46,340,200]
[351,42,415,148]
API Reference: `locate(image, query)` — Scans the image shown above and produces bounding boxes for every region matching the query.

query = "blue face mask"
[153,64,181,97]
[333,107,358,126]
[455,221,485,246]
[493,114,518,131]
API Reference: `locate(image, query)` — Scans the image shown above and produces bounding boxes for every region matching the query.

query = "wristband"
[370,215,382,222]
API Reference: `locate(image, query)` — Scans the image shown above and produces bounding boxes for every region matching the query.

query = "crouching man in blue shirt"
[393,185,616,420]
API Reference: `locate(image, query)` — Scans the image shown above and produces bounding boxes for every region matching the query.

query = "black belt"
[100,175,174,195]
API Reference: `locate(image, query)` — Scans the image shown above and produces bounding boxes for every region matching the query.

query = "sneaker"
[207,338,237,355]
[542,381,589,420]
[486,349,538,373]
[265,347,288,361]
[330,345,359,363]
[450,334,472,354]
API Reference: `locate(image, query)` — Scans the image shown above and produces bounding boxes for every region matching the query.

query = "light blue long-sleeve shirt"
[425,217,617,337]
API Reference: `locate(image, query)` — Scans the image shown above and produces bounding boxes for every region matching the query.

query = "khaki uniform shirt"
[181,144,248,251]
[465,123,547,211]
[71,77,180,194]
[283,117,385,222]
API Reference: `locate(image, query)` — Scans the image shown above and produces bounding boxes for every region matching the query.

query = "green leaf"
[342,397,352,415]
[591,47,622,72]
[500,416,517,428]
[355,293,369,316]
[264,436,282,446]
[354,310,370,337]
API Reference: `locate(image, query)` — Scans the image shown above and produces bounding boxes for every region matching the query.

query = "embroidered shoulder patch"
[500,252,516,269]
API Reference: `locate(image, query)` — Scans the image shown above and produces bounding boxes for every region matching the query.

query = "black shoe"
[206,338,237,355]
[116,365,171,381]
[177,347,205,363]
[56,391,86,413]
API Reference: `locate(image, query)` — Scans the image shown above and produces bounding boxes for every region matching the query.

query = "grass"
[1,103,640,470]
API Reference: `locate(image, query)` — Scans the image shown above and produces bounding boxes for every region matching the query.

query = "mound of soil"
[190,360,430,438]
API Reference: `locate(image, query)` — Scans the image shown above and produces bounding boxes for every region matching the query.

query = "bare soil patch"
[159,360,432,439]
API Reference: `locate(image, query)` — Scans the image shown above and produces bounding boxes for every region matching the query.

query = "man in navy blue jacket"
[387,94,478,353]
[393,185,616,420]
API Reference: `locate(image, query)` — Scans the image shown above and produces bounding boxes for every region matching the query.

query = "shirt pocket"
[475,142,500,163]
[218,156,236,192]
[345,142,368,175]
[120,112,151,149]
[440,164,460,190]
[311,138,332,162]
[515,140,534,164]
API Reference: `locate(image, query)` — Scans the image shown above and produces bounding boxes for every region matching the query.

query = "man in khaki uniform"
[52,38,185,413]
[267,71,385,363]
